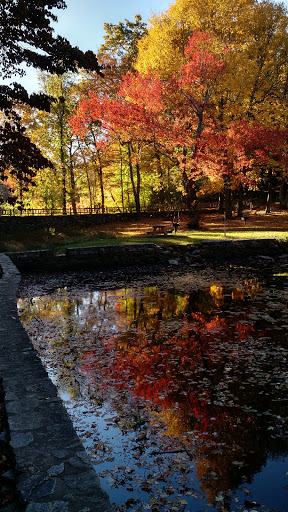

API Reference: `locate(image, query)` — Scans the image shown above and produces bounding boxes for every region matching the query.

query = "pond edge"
[0,253,112,512]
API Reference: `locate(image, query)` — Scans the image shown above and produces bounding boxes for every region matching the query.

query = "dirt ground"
[95,206,288,237]
[198,207,288,232]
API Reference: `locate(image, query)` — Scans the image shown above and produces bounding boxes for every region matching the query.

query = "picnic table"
[147,224,173,236]
[153,224,169,235]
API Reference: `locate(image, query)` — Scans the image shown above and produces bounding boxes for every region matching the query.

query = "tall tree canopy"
[136,0,288,124]
[135,0,288,214]
[98,15,147,72]
[3,1,288,215]
[0,0,101,202]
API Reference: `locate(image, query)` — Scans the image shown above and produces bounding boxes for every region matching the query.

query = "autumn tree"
[76,15,148,106]
[98,15,147,74]
[0,0,101,204]
[136,0,254,78]
[113,33,228,211]
[71,30,229,214]
[67,16,149,213]
[21,73,81,213]
[22,71,115,214]
[71,93,139,215]
[39,73,82,214]
[238,123,288,214]
[136,0,288,211]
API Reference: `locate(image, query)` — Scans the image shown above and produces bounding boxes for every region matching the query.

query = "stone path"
[0,254,112,512]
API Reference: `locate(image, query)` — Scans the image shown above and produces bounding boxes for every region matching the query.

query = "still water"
[18,265,288,512]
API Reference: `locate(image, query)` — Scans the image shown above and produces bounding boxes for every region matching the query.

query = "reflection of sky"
[249,459,288,510]
[18,271,288,511]
[59,390,205,508]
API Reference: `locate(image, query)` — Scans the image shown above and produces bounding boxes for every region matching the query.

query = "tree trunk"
[18,179,23,214]
[59,97,67,215]
[62,173,67,215]
[182,170,197,211]
[237,184,244,218]
[70,169,77,215]
[224,178,233,219]
[68,148,77,215]
[119,142,125,213]
[97,152,105,214]
[265,169,273,214]
[279,178,288,209]
[135,159,141,216]
[80,145,93,210]
[85,166,93,211]
[127,142,141,216]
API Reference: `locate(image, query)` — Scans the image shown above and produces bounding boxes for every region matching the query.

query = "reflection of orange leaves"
[234,322,253,337]
[80,351,99,374]
[104,338,115,350]
[79,312,255,442]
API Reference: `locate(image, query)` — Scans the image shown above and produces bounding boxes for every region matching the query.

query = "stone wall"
[5,238,288,273]
[0,212,167,234]
[0,254,112,512]
[194,238,284,259]
[6,244,170,272]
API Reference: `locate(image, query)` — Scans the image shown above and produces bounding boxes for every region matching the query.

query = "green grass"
[1,226,288,254]
[144,229,288,245]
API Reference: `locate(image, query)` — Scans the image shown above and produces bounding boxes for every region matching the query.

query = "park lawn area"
[0,208,288,253]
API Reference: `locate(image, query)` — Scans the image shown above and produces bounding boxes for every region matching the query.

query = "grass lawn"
[1,208,288,253]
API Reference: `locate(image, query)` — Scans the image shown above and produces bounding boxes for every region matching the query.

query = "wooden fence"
[0,202,220,217]
[0,205,131,216]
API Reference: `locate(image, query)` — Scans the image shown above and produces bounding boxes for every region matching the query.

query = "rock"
[168,259,180,266]
[257,255,274,262]
[25,502,68,512]
[47,463,65,477]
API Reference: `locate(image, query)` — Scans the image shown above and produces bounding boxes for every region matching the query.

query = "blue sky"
[53,0,170,53]
[8,0,171,93]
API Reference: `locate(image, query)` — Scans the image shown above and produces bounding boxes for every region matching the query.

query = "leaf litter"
[17,263,288,512]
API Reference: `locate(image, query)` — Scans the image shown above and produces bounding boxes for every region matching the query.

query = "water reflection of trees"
[18,278,288,509]
[94,313,288,504]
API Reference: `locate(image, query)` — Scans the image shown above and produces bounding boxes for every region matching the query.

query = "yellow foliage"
[136,0,288,126]
[136,0,255,77]
[137,13,188,78]
[209,285,224,306]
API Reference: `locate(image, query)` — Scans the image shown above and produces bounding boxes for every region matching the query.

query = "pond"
[17,264,288,512]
